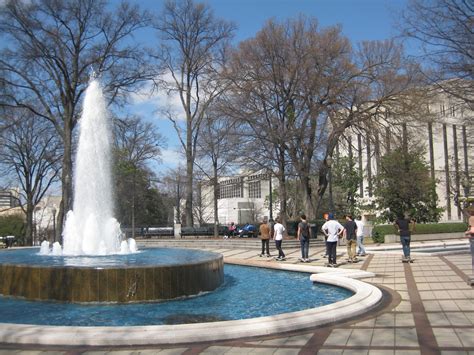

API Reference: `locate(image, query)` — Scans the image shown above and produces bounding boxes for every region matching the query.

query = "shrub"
[372,222,467,243]
[371,230,385,244]
[0,214,25,244]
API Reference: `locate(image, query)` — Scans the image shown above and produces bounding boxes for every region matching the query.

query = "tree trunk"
[185,149,194,227]
[25,201,34,246]
[57,122,73,242]
[301,174,316,220]
[213,167,219,238]
[277,153,288,228]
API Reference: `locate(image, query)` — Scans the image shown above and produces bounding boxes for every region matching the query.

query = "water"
[2,247,219,267]
[62,79,125,256]
[0,264,353,326]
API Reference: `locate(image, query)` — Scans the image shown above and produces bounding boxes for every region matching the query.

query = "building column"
[385,126,391,153]
[366,134,372,196]
[462,125,470,196]
[374,132,381,173]
[443,124,451,220]
[428,122,435,181]
[453,125,461,218]
[358,134,364,197]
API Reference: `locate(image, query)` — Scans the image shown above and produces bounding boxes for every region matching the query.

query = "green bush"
[372,222,467,243]
[0,214,25,244]
[371,230,385,244]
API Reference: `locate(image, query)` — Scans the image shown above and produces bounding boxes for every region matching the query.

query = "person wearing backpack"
[297,214,312,262]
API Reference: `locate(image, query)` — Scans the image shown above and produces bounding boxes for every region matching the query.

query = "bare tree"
[160,165,187,225]
[399,0,474,111]
[0,108,61,245]
[226,17,424,221]
[317,40,425,211]
[195,105,240,237]
[153,0,235,227]
[0,0,152,238]
[113,115,166,235]
[114,115,166,167]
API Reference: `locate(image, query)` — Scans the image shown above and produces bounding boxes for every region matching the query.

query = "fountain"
[0,78,382,346]
[61,79,124,255]
[0,78,224,303]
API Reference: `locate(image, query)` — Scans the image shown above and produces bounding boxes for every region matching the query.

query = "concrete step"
[137,237,325,250]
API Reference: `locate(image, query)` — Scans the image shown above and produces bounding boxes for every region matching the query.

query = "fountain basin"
[0,248,223,303]
[0,268,382,346]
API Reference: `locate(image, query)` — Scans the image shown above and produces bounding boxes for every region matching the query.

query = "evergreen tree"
[373,147,442,222]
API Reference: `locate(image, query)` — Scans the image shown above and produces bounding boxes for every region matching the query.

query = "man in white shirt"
[321,213,344,267]
[355,216,367,256]
[273,217,286,261]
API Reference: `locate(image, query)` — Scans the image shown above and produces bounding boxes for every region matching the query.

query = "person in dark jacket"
[394,214,415,262]
[343,215,358,263]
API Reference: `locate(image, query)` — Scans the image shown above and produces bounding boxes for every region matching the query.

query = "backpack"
[301,222,310,238]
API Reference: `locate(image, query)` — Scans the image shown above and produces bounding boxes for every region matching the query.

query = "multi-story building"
[200,172,277,225]
[0,189,20,210]
[339,89,472,223]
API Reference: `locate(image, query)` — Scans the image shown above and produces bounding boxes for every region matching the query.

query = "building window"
[440,104,445,116]
[218,178,243,199]
[248,180,261,198]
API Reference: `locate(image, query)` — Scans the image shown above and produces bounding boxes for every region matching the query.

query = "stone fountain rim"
[0,247,223,269]
[0,263,382,346]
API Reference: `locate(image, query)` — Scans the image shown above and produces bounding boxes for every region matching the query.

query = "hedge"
[371,222,468,243]
[0,214,25,240]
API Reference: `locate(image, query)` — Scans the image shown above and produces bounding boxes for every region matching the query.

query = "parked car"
[238,224,257,238]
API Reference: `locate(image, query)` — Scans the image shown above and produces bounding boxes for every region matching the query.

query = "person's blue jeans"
[300,237,309,259]
[356,235,366,255]
[400,236,411,258]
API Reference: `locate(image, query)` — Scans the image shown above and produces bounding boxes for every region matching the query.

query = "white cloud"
[130,73,185,120]
[160,148,184,169]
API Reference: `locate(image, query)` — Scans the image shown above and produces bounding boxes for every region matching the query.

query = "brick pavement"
[0,239,472,355]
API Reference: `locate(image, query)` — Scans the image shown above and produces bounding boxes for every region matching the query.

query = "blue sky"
[126,0,410,171]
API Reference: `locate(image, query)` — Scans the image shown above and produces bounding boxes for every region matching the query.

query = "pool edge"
[0,264,382,346]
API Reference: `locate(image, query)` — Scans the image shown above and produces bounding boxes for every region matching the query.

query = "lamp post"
[52,207,57,243]
[326,156,334,212]
[268,172,273,221]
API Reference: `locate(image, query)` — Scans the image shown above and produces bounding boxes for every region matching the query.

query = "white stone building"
[200,172,278,225]
[340,89,473,223]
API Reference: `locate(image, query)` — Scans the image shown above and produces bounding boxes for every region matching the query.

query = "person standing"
[259,218,271,257]
[321,213,344,267]
[321,213,329,257]
[343,215,358,263]
[394,214,414,262]
[228,222,237,238]
[273,217,286,261]
[465,209,474,273]
[355,216,367,256]
[297,214,312,262]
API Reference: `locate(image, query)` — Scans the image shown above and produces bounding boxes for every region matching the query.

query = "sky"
[126,0,410,172]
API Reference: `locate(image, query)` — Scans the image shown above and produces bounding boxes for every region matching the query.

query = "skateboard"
[401,258,414,263]
[346,259,360,263]
[325,263,340,268]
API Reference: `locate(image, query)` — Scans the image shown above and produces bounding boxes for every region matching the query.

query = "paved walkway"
[0,239,472,354]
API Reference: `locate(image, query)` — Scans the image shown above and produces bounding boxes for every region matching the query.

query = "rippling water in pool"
[0,264,352,326]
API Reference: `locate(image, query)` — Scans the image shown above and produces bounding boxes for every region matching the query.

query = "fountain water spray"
[57,78,134,255]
